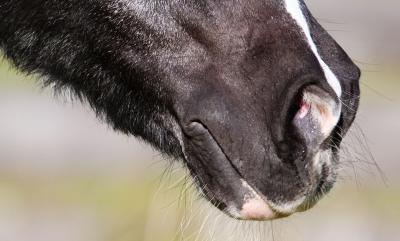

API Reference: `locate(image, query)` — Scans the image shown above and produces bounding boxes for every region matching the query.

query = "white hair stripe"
[284,0,342,98]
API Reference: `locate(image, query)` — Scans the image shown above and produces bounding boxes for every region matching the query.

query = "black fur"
[0,0,183,157]
[0,0,360,219]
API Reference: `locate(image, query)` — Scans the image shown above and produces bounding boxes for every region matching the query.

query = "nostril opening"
[286,87,308,124]
[289,85,341,144]
[277,84,341,165]
[296,99,311,120]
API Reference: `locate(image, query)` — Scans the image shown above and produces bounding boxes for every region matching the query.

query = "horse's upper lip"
[180,120,334,219]
[182,121,249,205]
[181,121,288,220]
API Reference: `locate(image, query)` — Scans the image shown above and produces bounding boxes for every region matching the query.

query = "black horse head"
[0,0,360,220]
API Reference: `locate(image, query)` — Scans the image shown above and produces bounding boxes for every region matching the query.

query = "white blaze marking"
[284,0,342,98]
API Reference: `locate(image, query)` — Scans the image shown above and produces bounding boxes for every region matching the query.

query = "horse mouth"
[181,121,334,221]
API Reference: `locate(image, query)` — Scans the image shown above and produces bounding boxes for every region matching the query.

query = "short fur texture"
[0,0,360,219]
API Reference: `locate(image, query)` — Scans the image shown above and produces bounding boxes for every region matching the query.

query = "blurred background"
[0,0,399,240]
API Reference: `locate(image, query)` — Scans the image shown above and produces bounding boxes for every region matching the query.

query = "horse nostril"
[292,85,341,142]
[295,97,311,120]
[278,85,341,164]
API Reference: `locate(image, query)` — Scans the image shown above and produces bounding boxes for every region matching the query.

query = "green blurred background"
[0,0,399,240]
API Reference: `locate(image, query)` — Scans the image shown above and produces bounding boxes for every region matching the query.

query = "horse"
[0,0,360,220]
